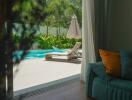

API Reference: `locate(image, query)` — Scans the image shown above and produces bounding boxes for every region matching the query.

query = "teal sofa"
[86,62,132,100]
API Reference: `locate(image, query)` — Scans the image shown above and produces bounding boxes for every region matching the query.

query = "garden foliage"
[34,34,81,49]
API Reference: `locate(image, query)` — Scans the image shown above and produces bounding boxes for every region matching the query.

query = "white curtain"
[81,0,96,82]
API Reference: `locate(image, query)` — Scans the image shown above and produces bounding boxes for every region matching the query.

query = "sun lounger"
[45,42,81,60]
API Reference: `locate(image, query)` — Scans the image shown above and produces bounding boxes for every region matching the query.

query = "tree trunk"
[46,25,49,36]
[0,3,7,100]
[56,27,59,37]
[59,26,61,35]
[6,20,14,100]
[0,0,14,99]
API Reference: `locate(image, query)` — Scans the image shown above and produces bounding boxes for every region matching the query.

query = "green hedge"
[34,35,82,49]
[13,34,82,49]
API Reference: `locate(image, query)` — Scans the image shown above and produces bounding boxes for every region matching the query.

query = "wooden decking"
[16,80,91,100]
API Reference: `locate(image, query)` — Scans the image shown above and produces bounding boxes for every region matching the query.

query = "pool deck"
[13,57,81,92]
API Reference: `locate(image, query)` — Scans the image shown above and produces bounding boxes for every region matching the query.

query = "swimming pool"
[13,49,65,60]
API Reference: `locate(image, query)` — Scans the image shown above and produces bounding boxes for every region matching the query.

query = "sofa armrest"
[85,63,96,97]
[85,62,112,97]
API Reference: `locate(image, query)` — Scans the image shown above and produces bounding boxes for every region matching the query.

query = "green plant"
[34,34,81,49]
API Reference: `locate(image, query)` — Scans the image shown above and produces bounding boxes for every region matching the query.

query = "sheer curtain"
[81,0,96,82]
[81,0,111,82]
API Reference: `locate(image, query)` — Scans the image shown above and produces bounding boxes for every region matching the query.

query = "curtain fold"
[81,0,96,82]
[81,0,111,82]
[94,0,110,51]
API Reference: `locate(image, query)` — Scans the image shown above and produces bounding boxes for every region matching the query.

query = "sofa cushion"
[99,49,121,78]
[91,62,113,81]
[110,79,132,92]
[120,50,132,80]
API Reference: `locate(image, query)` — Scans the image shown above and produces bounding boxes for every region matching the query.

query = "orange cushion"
[99,49,121,77]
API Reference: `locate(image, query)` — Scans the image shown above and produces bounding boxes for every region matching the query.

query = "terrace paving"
[13,57,81,92]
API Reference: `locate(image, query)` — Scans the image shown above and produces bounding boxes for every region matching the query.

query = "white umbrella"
[67,14,81,39]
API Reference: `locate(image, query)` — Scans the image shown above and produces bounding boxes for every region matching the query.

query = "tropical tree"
[13,0,47,24]
[0,0,48,99]
[46,0,65,35]
[70,0,82,27]
[12,0,48,50]
[44,15,55,36]
[0,0,16,99]
[45,0,82,35]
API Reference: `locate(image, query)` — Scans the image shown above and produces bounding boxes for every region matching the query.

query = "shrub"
[34,34,81,49]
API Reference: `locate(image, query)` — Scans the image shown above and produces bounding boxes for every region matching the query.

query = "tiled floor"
[13,57,81,92]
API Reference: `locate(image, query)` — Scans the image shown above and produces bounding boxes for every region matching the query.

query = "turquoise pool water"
[13,49,65,60]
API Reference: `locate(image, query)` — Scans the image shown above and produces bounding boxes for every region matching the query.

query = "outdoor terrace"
[13,57,81,96]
